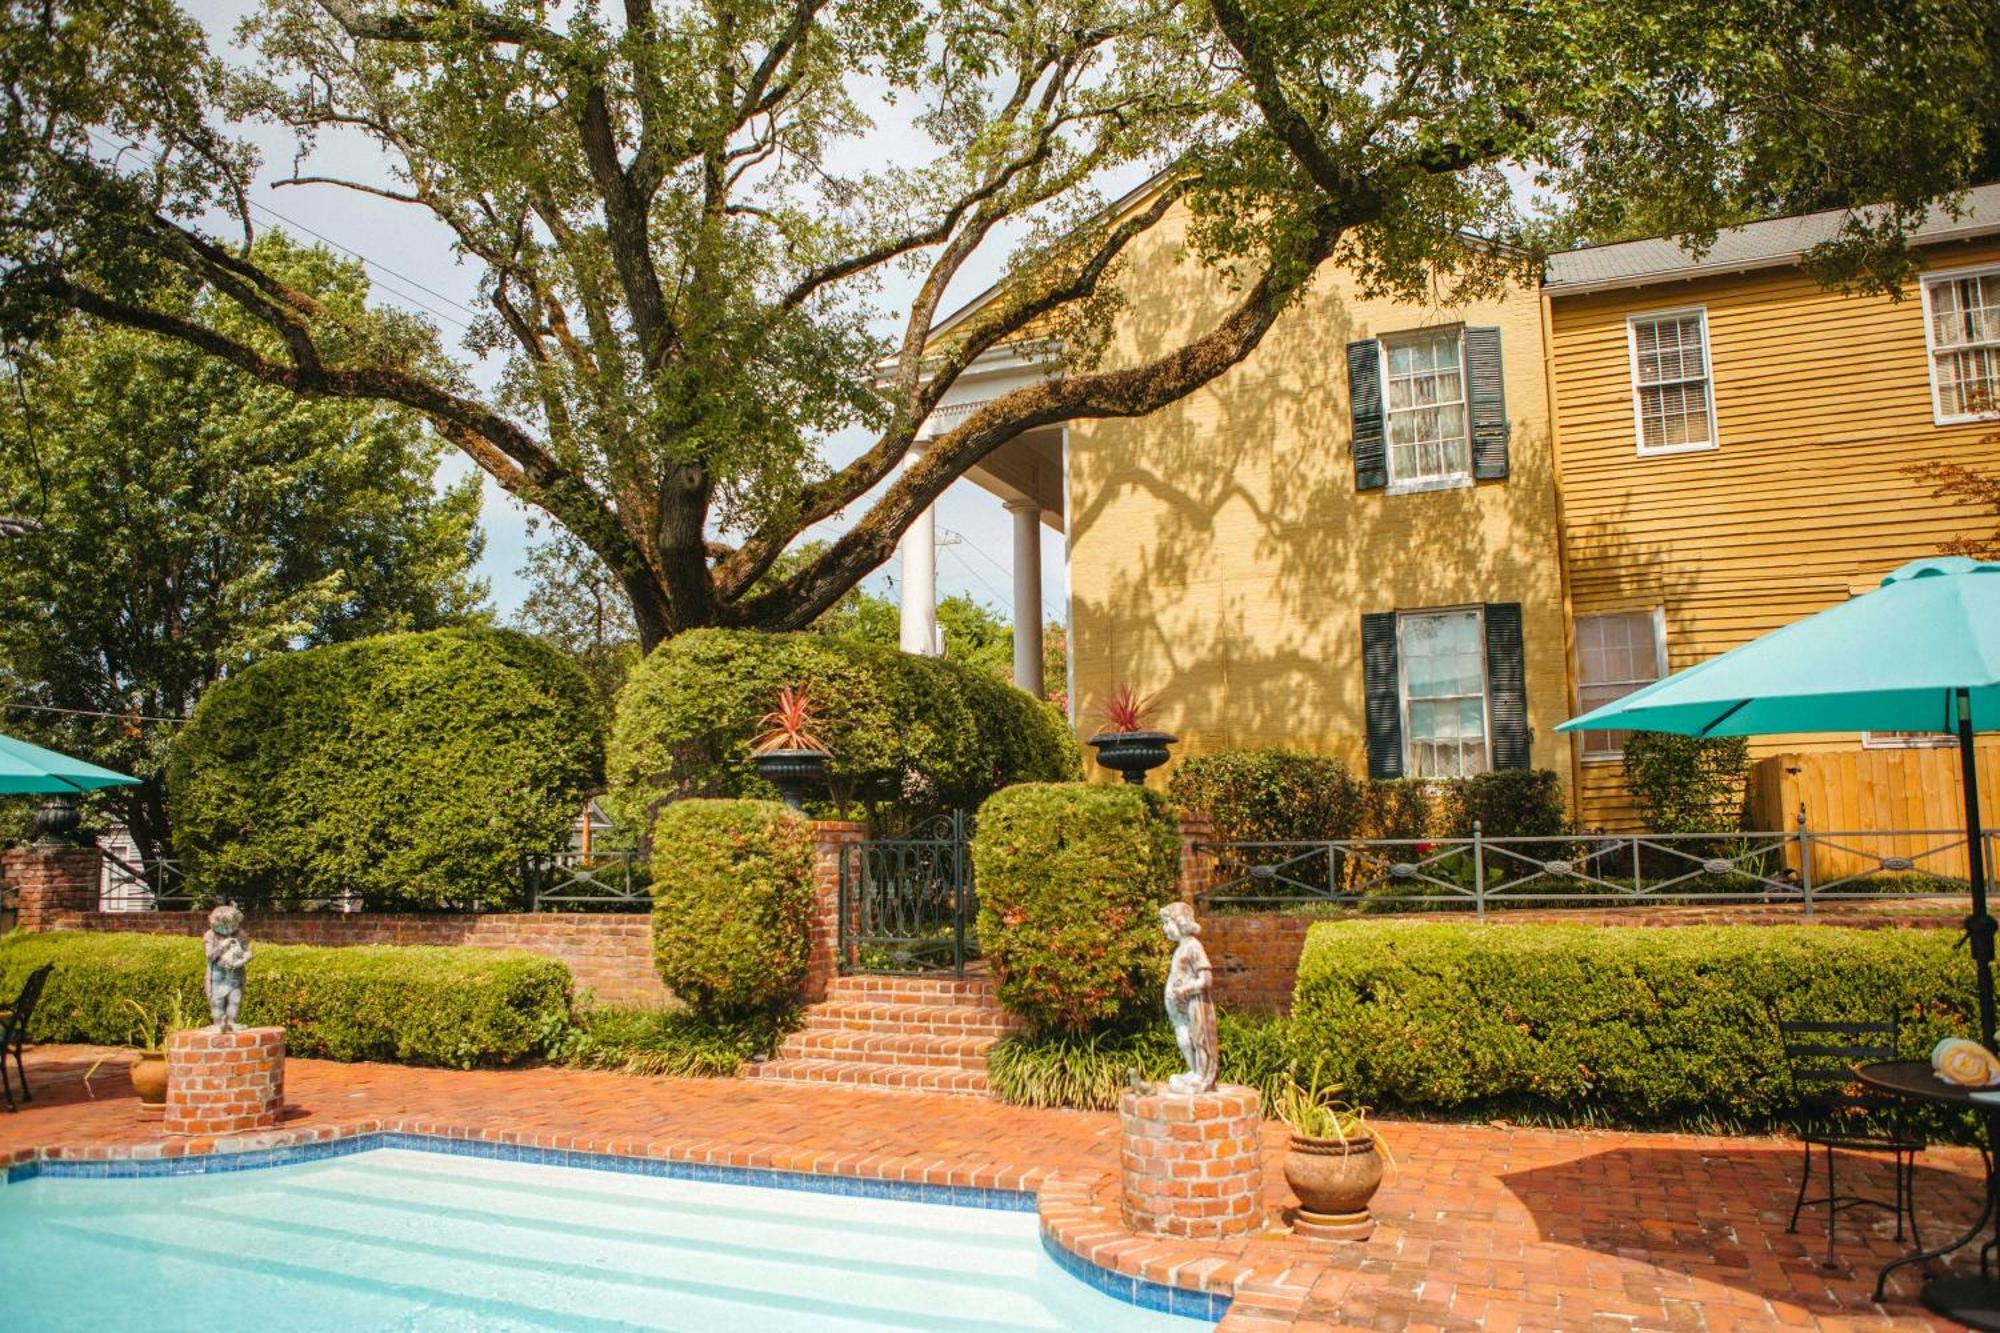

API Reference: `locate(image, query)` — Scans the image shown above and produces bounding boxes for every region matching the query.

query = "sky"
[181,0,1074,629]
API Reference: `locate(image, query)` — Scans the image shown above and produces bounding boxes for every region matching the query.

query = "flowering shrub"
[648,799,814,1017]
[971,783,1177,1035]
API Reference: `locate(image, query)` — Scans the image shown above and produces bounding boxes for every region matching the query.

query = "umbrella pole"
[1957,688,1997,1052]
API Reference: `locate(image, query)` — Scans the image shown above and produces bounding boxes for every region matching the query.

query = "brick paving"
[0,1045,1989,1331]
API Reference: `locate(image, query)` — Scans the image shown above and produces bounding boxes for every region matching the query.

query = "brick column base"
[3,844,103,931]
[1118,1084,1265,1240]
[806,820,866,1003]
[165,1027,285,1137]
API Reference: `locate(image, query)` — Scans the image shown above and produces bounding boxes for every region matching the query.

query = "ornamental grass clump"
[971,782,1178,1035]
[647,799,815,1019]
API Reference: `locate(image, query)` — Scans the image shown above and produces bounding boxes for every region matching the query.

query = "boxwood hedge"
[606,628,1077,828]
[648,799,814,1018]
[169,627,603,911]
[1290,920,1975,1126]
[0,931,574,1068]
[972,783,1178,1035]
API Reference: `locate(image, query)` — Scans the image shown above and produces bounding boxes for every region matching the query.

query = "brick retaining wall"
[43,908,673,1008]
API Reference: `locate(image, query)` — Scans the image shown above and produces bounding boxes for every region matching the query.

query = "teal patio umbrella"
[0,730,142,795]
[1558,557,2000,1044]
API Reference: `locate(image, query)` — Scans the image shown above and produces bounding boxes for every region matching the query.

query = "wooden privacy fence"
[1750,745,2000,883]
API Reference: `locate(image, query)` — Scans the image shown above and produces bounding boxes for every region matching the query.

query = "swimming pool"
[0,1142,1215,1330]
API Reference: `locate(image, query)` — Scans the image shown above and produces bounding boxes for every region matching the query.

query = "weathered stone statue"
[1160,903,1218,1095]
[203,904,252,1033]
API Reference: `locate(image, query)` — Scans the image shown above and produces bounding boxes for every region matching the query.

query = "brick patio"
[0,1045,1988,1331]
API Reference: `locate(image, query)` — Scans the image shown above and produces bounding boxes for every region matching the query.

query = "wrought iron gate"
[838,811,976,975]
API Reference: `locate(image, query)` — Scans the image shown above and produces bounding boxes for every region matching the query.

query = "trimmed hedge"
[0,931,573,1068]
[606,628,1077,826]
[649,799,814,1017]
[1168,748,1567,843]
[169,628,603,910]
[972,783,1177,1034]
[1290,920,1975,1126]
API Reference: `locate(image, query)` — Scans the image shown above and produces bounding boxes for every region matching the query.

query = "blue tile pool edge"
[3,1130,1225,1324]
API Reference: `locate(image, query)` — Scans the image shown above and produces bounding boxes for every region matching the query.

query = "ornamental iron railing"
[1197,818,1999,918]
[522,848,649,911]
[839,810,975,975]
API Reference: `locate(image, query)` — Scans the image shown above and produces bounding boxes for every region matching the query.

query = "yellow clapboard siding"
[1551,234,2000,829]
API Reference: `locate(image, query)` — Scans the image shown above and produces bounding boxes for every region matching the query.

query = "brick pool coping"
[0,1111,1310,1327]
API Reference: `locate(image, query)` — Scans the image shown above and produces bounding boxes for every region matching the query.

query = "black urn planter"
[1086,730,1179,785]
[752,748,830,811]
[31,793,82,847]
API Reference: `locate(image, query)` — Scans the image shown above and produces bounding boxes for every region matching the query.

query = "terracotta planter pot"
[129,1051,169,1106]
[1283,1132,1384,1239]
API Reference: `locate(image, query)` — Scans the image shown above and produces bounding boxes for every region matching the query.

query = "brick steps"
[747,973,1016,1096]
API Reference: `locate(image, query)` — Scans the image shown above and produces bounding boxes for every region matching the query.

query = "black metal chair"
[0,963,54,1112]
[1782,1018,1925,1269]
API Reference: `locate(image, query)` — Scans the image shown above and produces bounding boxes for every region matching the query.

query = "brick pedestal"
[1119,1084,1265,1240]
[164,1026,285,1137]
[3,844,103,931]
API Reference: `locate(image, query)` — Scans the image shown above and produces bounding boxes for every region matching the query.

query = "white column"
[1006,500,1044,697]
[899,456,941,656]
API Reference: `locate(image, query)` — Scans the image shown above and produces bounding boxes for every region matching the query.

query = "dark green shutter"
[1362,611,1403,778]
[1348,340,1386,490]
[1466,326,1509,480]
[1483,602,1530,770]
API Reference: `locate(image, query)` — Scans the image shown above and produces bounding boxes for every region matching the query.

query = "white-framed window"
[1862,731,1958,749]
[1626,307,1718,455]
[1398,608,1489,778]
[1573,608,1667,761]
[1382,329,1471,489]
[1922,265,2000,424]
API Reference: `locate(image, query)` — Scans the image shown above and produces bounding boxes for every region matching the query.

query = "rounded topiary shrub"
[972,782,1178,1035]
[169,627,602,911]
[607,627,1076,827]
[648,799,814,1016]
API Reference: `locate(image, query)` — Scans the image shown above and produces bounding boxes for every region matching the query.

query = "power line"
[81,130,479,334]
[4,700,187,723]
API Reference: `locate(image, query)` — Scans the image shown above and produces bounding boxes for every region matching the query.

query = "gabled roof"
[1543,182,2000,296]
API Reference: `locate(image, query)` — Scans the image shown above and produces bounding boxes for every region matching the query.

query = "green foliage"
[971,783,1178,1034]
[648,800,814,1018]
[0,931,572,1068]
[1168,749,1365,843]
[168,628,603,910]
[607,628,1077,825]
[1290,921,1975,1128]
[1622,732,1752,833]
[1439,770,1569,838]
[0,235,487,866]
[1170,749,1566,841]
[551,1004,790,1078]
[985,1013,1292,1111]
[510,524,642,715]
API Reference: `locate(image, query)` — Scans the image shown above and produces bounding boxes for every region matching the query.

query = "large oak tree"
[3,0,1994,649]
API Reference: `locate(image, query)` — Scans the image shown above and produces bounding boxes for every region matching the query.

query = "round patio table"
[1858,1060,2000,1328]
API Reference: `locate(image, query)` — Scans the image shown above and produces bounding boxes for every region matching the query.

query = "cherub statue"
[1160,903,1218,1095]
[202,904,252,1033]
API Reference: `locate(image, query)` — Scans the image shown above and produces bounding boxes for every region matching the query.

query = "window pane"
[1575,611,1664,758]
[1400,609,1488,776]
[1632,313,1712,449]
[1381,331,1469,484]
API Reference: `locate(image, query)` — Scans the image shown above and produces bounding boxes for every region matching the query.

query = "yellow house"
[922,191,1571,787]
[1544,184,2000,834]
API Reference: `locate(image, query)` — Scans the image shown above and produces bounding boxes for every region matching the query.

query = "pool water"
[0,1147,1209,1330]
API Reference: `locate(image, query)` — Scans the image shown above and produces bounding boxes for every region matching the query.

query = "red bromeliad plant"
[752,685,830,755]
[1093,683,1157,734]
